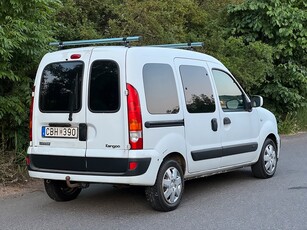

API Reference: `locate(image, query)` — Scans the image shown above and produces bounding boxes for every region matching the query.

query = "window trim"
[88,59,121,113]
[39,60,84,113]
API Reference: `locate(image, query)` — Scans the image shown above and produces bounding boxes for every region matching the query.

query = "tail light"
[29,86,35,142]
[127,83,143,149]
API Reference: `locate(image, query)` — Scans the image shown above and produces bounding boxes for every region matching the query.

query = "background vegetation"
[0,0,306,183]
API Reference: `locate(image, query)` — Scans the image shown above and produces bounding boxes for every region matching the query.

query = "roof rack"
[49,36,142,48]
[149,42,204,49]
[49,36,204,50]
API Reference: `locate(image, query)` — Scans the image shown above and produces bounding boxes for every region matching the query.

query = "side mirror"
[251,95,263,107]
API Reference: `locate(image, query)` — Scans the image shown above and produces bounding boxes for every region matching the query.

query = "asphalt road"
[0,133,306,230]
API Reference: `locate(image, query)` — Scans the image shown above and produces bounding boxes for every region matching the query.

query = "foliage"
[0,0,60,154]
[228,0,307,61]
[207,36,274,94]
[183,1,274,98]
[227,0,307,115]
[55,0,116,41]
[279,106,307,134]
[108,0,207,45]
[277,113,299,134]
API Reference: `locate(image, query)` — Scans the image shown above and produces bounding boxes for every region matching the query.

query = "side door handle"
[224,117,231,125]
[211,118,218,132]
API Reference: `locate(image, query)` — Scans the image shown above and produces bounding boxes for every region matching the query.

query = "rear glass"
[39,61,83,112]
[89,60,120,112]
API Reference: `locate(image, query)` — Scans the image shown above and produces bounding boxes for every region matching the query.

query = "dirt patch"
[0,179,44,199]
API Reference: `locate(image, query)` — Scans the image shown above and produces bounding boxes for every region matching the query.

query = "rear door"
[85,47,128,173]
[34,49,92,166]
[175,58,222,173]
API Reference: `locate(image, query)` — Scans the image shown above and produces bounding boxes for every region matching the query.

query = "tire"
[252,138,278,179]
[145,159,184,212]
[44,179,82,201]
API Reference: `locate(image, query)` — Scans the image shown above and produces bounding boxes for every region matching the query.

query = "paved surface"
[0,133,306,230]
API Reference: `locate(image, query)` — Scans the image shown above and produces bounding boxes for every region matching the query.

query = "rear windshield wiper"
[68,73,78,121]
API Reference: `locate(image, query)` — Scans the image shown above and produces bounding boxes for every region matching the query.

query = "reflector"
[129,162,138,171]
[26,156,30,166]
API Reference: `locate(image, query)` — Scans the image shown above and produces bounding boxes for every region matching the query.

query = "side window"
[180,65,215,113]
[212,69,244,112]
[143,63,179,114]
[89,60,120,112]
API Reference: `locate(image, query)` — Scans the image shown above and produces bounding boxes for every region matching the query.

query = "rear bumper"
[27,150,161,186]
[28,154,151,176]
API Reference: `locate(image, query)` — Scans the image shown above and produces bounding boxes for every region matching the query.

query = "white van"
[27,37,280,211]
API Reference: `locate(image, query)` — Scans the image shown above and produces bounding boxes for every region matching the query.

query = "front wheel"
[44,179,82,201]
[252,138,278,179]
[145,159,184,211]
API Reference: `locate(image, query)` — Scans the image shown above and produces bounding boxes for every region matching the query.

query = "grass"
[278,107,307,134]
[297,107,307,132]
[0,151,28,185]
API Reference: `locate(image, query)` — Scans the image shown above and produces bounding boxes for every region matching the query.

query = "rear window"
[89,60,120,112]
[39,61,83,112]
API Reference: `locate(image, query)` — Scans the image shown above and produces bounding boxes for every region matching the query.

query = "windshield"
[39,61,83,112]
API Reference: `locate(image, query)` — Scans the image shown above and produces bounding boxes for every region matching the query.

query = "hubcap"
[263,144,277,175]
[162,167,182,204]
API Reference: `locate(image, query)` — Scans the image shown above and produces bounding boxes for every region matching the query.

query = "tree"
[0,0,60,153]
[227,0,307,115]
[184,1,274,95]
[55,0,116,41]
[108,0,207,45]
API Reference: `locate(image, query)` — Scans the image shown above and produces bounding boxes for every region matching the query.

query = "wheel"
[252,138,277,179]
[145,159,184,211]
[44,179,82,201]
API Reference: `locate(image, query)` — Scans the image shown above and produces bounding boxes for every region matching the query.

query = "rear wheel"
[44,179,82,201]
[252,138,277,179]
[145,159,184,211]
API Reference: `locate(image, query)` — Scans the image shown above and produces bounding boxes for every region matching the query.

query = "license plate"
[42,126,78,138]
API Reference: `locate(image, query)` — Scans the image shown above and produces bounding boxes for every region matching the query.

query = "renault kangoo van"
[27,36,280,211]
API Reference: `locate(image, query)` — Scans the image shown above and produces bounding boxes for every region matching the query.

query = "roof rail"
[149,42,204,49]
[49,36,142,48]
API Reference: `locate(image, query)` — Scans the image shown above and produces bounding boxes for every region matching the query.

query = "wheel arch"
[145,151,186,211]
[256,107,280,159]
[266,133,280,159]
[162,152,186,175]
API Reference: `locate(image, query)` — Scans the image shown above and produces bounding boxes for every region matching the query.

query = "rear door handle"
[211,118,218,132]
[224,117,231,125]
[79,123,87,141]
